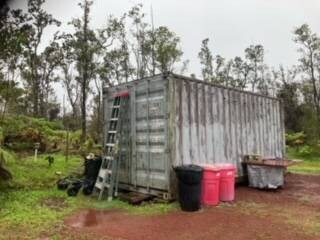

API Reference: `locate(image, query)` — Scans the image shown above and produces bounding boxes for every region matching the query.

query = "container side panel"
[191,82,200,163]
[242,94,249,155]
[197,83,206,164]
[174,79,183,166]
[236,91,243,176]
[172,77,285,177]
[206,84,214,164]
[230,90,237,171]
[215,88,226,163]
[182,80,192,164]
[208,86,221,163]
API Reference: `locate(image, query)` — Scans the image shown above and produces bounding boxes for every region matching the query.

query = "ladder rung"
[106,143,115,147]
[108,130,117,134]
[99,169,112,176]
[109,118,118,121]
[105,156,113,160]
[112,105,120,109]
[95,182,110,189]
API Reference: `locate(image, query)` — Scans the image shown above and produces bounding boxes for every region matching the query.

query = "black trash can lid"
[174,164,203,172]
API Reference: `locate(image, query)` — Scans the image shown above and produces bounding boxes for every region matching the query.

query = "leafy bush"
[79,137,95,156]
[0,127,3,145]
[286,132,306,148]
[1,116,66,152]
[69,130,82,148]
[298,145,313,156]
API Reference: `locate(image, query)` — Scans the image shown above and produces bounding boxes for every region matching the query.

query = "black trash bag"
[67,180,83,197]
[84,155,102,181]
[174,164,203,212]
[82,179,95,195]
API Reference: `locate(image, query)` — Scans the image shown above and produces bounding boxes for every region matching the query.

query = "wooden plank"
[118,192,154,205]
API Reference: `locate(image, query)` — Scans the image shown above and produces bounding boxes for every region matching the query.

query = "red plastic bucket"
[201,165,221,206]
[215,164,236,202]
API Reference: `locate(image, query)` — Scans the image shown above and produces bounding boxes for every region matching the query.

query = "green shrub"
[1,116,67,152]
[286,132,306,148]
[0,127,3,145]
[79,137,95,156]
[298,145,313,156]
[69,130,82,148]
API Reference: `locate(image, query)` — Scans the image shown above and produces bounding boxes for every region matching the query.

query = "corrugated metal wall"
[103,73,285,198]
[104,75,170,196]
[171,75,285,177]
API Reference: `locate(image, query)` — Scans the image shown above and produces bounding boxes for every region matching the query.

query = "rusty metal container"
[103,73,285,199]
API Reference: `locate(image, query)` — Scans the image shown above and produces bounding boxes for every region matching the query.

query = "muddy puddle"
[67,209,123,228]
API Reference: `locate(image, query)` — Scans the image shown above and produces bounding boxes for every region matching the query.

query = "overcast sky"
[10,0,320,76]
[8,0,320,108]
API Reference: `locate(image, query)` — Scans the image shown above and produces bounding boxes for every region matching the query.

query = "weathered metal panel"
[103,74,169,197]
[103,73,285,198]
[134,78,167,190]
[170,74,285,177]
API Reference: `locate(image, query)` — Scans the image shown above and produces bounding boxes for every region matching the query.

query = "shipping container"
[103,73,285,200]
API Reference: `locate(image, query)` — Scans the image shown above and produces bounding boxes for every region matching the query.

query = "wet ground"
[63,173,320,240]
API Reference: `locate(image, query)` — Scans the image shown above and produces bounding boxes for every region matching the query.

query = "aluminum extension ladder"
[94,91,129,201]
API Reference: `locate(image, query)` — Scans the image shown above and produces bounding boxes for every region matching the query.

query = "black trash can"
[174,164,203,212]
[84,155,102,181]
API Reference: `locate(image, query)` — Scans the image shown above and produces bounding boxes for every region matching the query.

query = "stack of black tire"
[57,155,102,197]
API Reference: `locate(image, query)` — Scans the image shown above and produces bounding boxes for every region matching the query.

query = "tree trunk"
[81,76,87,142]
[80,0,90,143]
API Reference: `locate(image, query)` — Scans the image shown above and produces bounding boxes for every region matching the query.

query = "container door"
[132,78,168,190]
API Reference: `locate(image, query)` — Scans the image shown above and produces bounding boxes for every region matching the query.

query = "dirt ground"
[63,173,320,240]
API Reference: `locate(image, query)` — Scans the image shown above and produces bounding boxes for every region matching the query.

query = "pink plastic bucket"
[201,165,220,206]
[215,164,236,202]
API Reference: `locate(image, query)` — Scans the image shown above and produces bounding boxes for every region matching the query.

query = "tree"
[232,56,251,89]
[21,0,61,117]
[213,54,225,84]
[61,0,101,142]
[98,14,134,86]
[179,59,190,75]
[152,26,183,73]
[38,40,63,117]
[275,65,305,133]
[0,8,28,118]
[128,5,183,77]
[128,4,150,79]
[198,38,213,82]
[294,24,320,116]
[245,44,265,92]
[60,35,80,123]
[221,59,234,87]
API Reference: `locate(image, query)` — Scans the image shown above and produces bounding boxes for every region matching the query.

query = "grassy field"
[287,147,320,175]
[1,146,319,239]
[0,151,176,239]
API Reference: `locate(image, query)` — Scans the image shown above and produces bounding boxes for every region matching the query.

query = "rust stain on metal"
[177,79,183,164]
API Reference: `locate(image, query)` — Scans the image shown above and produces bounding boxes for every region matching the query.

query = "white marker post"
[34,142,40,162]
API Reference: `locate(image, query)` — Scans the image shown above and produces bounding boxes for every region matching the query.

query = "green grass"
[4,152,83,189]
[0,189,84,239]
[0,151,176,239]
[0,152,85,239]
[287,147,320,175]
